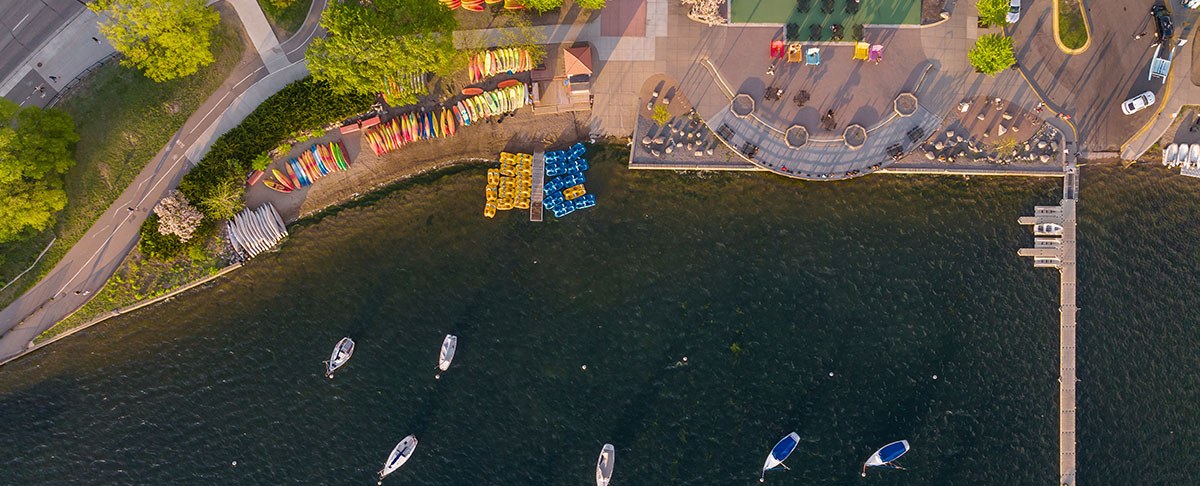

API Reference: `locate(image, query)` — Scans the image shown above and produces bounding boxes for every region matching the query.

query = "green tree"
[521,0,564,12]
[976,0,1009,27]
[0,99,78,242]
[968,34,1016,76]
[306,0,461,106]
[199,176,245,221]
[91,0,220,82]
[575,0,606,9]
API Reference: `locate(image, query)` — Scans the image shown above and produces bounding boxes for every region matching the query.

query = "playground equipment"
[787,43,804,63]
[869,44,884,63]
[853,42,870,61]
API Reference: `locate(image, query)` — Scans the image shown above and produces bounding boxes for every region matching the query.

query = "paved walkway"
[0,0,328,361]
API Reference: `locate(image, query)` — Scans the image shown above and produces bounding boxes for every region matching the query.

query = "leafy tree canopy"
[976,0,1009,27]
[306,0,460,106]
[575,0,607,10]
[968,34,1016,76]
[0,99,78,242]
[91,0,220,82]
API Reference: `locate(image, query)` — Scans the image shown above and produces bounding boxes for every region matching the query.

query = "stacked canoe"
[440,0,524,10]
[226,203,288,259]
[484,152,533,218]
[468,48,533,84]
[453,84,528,127]
[363,108,458,156]
[267,141,352,193]
[542,143,596,218]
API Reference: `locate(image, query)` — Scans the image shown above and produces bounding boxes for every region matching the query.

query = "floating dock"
[530,151,545,222]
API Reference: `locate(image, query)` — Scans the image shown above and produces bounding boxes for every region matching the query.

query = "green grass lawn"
[1056,0,1088,50]
[258,0,313,39]
[0,17,246,309]
[731,0,920,34]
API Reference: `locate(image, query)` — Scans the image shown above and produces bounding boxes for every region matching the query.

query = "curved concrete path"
[0,0,329,362]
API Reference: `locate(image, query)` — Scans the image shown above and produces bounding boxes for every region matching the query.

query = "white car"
[1121,91,1156,115]
[1007,0,1021,23]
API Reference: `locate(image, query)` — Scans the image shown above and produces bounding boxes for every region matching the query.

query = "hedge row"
[177,77,375,214]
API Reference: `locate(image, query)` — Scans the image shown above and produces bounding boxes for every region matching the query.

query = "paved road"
[0,0,328,361]
[0,0,91,107]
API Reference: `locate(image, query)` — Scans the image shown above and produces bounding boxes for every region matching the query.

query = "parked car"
[1121,91,1156,115]
[1007,0,1021,24]
[1152,5,1173,44]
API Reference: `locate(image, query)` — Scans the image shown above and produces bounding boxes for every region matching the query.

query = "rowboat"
[325,337,355,378]
[596,443,615,486]
[437,334,458,377]
[760,432,799,482]
[378,435,418,484]
[861,440,910,476]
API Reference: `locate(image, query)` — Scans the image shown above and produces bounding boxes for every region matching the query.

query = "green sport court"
[729,0,920,29]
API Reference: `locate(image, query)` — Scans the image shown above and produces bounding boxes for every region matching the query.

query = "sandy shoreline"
[245,109,595,223]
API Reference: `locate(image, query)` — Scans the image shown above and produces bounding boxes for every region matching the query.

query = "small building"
[531,43,593,114]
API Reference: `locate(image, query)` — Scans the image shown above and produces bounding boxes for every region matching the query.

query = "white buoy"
[232,461,237,466]
[933,375,939,380]
[581,364,587,370]
[682,356,688,362]
[829,372,834,377]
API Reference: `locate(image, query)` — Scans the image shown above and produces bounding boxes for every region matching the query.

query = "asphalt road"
[0,0,83,99]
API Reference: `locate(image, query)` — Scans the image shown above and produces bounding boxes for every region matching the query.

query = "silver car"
[1007,0,1021,23]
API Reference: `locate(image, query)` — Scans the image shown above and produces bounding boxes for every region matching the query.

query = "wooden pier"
[530,151,545,222]
[1017,147,1078,486]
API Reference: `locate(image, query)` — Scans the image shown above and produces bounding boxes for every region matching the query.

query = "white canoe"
[379,435,418,482]
[325,337,354,378]
[438,334,458,372]
[596,443,615,486]
[1165,144,1178,166]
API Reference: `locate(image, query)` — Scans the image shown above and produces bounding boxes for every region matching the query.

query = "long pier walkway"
[1016,127,1078,485]
[530,151,545,222]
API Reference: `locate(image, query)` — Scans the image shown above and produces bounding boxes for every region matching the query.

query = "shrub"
[968,34,1016,76]
[651,105,670,126]
[522,0,564,12]
[976,0,1009,27]
[153,190,204,242]
[178,77,373,219]
[138,215,185,259]
[576,0,606,9]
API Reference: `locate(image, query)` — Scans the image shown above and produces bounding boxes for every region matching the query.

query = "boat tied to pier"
[378,435,418,484]
[1034,222,1064,236]
[596,443,615,486]
[325,337,355,379]
[760,431,799,482]
[436,334,457,378]
[860,439,910,476]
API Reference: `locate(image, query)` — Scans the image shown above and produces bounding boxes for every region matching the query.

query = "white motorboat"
[1164,143,1178,166]
[378,435,418,484]
[325,337,354,378]
[1033,222,1064,236]
[596,443,615,486]
[760,431,799,482]
[1189,144,1200,168]
[437,334,458,377]
[1177,144,1191,167]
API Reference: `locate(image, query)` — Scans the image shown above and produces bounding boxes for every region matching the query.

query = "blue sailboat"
[861,440,910,476]
[760,432,800,482]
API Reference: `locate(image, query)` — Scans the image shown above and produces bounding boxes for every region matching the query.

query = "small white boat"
[325,337,354,378]
[596,443,615,486]
[1164,144,1178,166]
[1034,222,1064,236]
[378,435,418,484]
[1177,144,1191,167]
[861,439,910,476]
[760,432,799,482]
[436,334,458,377]
[1189,144,1200,168]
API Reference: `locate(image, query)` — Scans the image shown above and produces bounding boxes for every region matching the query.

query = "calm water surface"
[0,147,1196,484]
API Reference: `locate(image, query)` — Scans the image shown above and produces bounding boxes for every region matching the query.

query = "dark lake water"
[0,146,1196,485]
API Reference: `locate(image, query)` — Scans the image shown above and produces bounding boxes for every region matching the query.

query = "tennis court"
[730,0,920,37]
